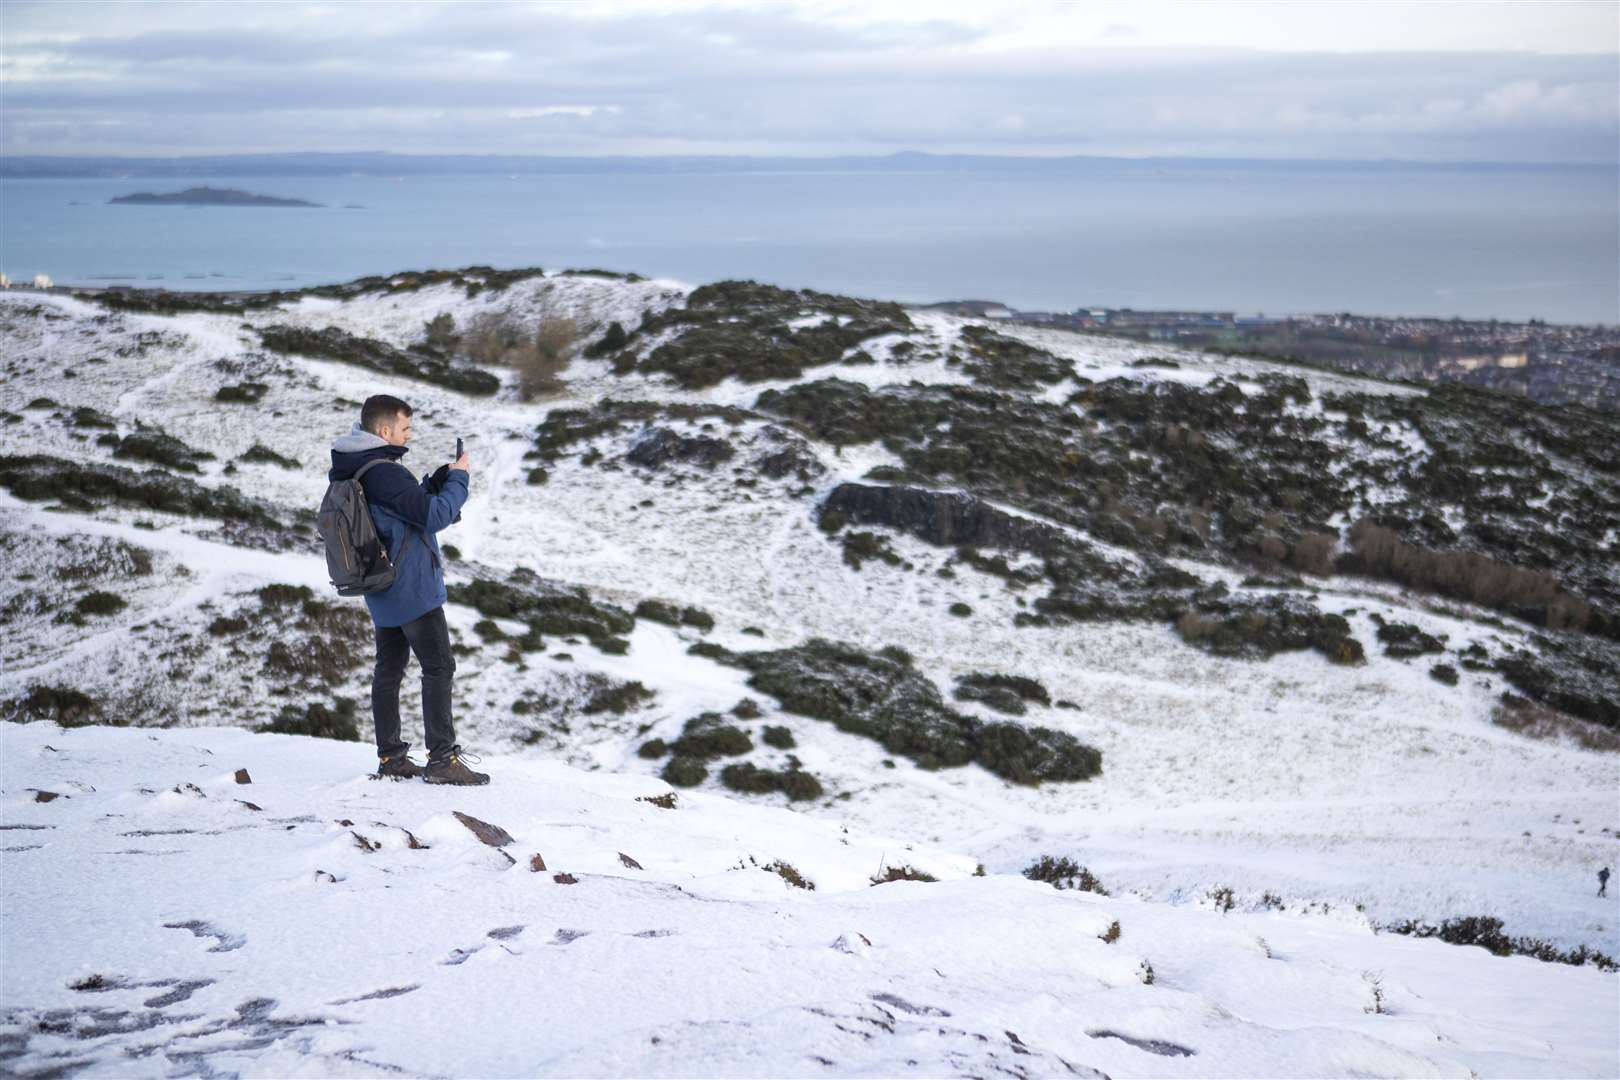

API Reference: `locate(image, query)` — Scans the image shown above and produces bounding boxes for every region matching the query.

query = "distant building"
[32,273,53,289]
[0,273,9,288]
[1108,309,1235,328]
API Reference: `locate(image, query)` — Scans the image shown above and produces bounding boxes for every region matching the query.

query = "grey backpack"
[317,460,411,596]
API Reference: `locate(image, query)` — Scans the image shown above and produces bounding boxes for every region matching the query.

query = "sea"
[2,160,1616,324]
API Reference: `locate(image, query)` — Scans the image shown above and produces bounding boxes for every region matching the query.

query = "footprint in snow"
[330,985,420,1005]
[870,992,951,1017]
[162,920,246,953]
[1086,1029,1196,1057]
[143,979,215,1008]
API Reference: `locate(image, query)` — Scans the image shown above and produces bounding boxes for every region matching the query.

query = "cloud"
[1,2,1615,162]
[1098,23,1140,40]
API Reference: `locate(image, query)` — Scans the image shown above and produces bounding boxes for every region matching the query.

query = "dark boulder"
[625,427,736,470]
[819,483,1064,554]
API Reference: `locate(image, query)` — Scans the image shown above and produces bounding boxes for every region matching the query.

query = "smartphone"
[455,436,464,459]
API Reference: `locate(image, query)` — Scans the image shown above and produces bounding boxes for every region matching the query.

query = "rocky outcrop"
[819,483,1064,555]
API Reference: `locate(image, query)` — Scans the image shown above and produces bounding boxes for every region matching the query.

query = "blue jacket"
[328,423,469,628]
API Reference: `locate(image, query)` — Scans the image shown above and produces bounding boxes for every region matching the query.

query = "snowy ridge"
[1,270,1617,1076]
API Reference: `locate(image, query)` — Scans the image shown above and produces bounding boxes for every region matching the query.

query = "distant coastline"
[109,186,321,208]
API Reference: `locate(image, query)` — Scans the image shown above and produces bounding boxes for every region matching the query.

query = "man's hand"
[450,451,470,474]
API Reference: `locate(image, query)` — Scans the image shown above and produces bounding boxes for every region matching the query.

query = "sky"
[2,0,1617,163]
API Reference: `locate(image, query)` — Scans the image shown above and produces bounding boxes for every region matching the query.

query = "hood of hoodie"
[329,422,408,481]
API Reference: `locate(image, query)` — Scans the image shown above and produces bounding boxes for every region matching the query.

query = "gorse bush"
[1348,518,1591,632]
[461,312,579,401]
[1022,855,1108,894]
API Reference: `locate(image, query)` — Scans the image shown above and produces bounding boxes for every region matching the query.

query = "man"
[328,394,487,785]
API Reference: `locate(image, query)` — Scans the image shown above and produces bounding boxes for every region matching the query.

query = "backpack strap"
[351,459,414,568]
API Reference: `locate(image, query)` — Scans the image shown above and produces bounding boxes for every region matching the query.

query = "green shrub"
[1376,621,1446,658]
[7,685,107,727]
[257,584,315,607]
[1023,855,1108,894]
[718,763,823,800]
[718,637,1103,784]
[762,860,815,890]
[1430,663,1459,686]
[260,324,499,396]
[112,431,215,473]
[237,443,299,470]
[76,591,127,617]
[215,382,269,404]
[671,713,753,759]
[761,725,795,749]
[582,679,655,715]
[256,698,361,741]
[661,756,707,787]
[871,864,937,885]
[954,672,1050,716]
[584,321,629,359]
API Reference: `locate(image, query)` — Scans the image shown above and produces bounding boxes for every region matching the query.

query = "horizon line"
[3,149,1615,170]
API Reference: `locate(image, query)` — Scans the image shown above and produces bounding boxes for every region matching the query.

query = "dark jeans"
[371,606,456,761]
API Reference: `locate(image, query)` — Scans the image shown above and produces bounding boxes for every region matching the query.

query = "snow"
[2,722,1615,1078]
[2,283,1617,1077]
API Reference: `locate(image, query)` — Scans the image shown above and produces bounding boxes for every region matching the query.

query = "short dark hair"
[361,394,412,434]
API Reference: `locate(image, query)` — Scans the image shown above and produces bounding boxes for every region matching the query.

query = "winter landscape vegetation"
[0,263,1616,1076]
[4,1,1619,1076]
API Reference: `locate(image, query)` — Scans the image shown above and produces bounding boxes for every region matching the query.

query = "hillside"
[1,267,1616,1076]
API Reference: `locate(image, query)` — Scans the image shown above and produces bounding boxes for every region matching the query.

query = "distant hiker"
[1601,867,1610,898]
[326,394,488,785]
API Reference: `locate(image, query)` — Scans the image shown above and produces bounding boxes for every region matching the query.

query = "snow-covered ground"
[2,277,1617,1076]
[4,722,1617,1079]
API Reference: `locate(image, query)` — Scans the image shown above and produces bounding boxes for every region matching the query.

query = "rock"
[171,783,206,798]
[625,427,736,470]
[820,483,1065,554]
[618,852,644,870]
[755,444,824,480]
[236,800,263,811]
[529,853,547,872]
[553,872,578,885]
[453,811,514,848]
[233,768,252,784]
[31,790,64,803]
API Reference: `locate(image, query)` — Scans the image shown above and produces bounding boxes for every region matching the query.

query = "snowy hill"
[4,722,1617,1078]
[1,268,1617,1076]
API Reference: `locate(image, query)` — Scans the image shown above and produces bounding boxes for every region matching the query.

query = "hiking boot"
[424,747,489,786]
[375,753,427,780]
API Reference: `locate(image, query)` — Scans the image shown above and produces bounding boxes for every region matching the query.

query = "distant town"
[929,301,1620,414]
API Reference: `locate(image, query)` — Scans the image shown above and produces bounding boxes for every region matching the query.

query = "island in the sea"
[109,186,322,208]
